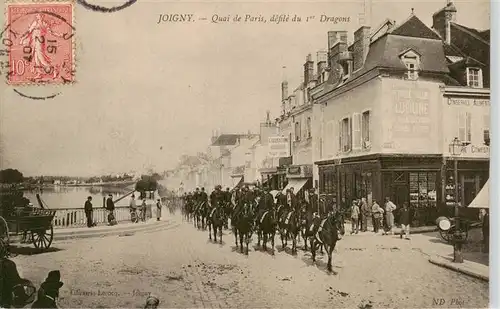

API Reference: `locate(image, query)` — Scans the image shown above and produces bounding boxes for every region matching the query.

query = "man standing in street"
[156,198,162,221]
[372,200,383,233]
[106,194,116,225]
[84,196,94,228]
[130,194,138,223]
[309,188,319,216]
[482,209,489,253]
[383,197,397,235]
[350,200,360,234]
[360,197,370,232]
[399,202,410,239]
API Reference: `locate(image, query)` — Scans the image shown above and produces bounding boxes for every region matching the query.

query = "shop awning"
[468,180,489,209]
[282,178,308,194]
[230,176,243,191]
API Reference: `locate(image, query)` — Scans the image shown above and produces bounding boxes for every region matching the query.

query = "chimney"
[327,31,348,83]
[211,130,218,144]
[260,111,277,146]
[317,50,328,74]
[352,26,371,71]
[281,80,288,101]
[303,53,314,85]
[432,1,457,45]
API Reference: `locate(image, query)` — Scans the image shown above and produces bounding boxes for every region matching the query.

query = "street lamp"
[448,137,466,263]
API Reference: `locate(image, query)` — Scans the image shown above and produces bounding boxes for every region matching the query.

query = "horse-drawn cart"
[0,204,56,251]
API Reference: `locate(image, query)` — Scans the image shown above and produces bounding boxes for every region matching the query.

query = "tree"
[0,169,24,184]
[151,173,162,181]
[0,190,30,217]
[135,175,158,192]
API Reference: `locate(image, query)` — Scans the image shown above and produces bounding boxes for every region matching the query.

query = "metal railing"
[51,205,153,229]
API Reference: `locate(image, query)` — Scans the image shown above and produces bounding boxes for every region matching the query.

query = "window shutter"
[324,121,331,156]
[348,117,353,151]
[466,112,472,142]
[458,111,466,141]
[338,120,342,153]
[484,113,490,130]
[353,113,362,149]
[330,121,336,156]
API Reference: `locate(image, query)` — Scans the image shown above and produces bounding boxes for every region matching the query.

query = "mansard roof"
[390,14,442,40]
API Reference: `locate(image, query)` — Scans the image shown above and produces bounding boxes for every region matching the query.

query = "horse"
[276,204,291,249]
[310,210,346,272]
[230,200,241,247]
[183,199,193,222]
[194,201,208,229]
[279,207,301,254]
[235,201,255,255]
[221,200,232,229]
[255,207,277,254]
[207,203,225,243]
[300,203,323,252]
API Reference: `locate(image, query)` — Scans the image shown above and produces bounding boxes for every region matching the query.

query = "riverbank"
[0,181,136,193]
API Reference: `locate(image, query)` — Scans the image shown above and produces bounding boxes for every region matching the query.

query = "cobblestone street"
[12,213,489,308]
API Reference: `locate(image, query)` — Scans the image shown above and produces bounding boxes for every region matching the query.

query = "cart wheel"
[0,216,10,253]
[31,225,54,250]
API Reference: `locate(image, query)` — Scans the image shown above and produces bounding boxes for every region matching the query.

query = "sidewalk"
[429,255,489,281]
[53,218,178,241]
[346,224,438,235]
[407,228,489,282]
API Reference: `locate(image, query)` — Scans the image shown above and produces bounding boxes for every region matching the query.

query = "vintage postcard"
[0,0,492,308]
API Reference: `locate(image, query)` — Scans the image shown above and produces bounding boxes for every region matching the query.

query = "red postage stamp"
[5,2,75,85]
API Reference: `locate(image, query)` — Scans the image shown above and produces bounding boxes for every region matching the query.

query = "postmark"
[76,0,136,13]
[2,1,75,86]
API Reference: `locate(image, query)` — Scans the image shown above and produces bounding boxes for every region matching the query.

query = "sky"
[0,0,490,177]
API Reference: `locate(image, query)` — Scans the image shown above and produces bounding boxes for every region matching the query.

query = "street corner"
[428,255,489,282]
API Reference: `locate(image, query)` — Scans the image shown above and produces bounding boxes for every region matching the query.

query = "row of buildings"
[167,2,490,226]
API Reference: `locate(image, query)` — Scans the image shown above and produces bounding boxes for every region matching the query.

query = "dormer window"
[467,67,483,88]
[400,50,420,81]
[322,71,329,82]
[341,62,351,81]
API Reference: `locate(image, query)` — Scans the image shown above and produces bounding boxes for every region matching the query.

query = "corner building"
[311,3,490,226]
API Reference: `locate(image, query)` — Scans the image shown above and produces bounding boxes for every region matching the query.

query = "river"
[23,186,135,209]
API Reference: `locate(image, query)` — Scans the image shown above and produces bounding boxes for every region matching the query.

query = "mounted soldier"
[210,185,223,208]
[255,186,275,224]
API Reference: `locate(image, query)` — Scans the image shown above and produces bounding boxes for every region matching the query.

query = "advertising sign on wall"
[382,81,439,154]
[392,86,431,138]
[268,136,290,158]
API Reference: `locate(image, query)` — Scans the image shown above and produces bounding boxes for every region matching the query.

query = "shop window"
[483,113,490,146]
[458,111,472,143]
[466,67,483,88]
[362,111,371,149]
[409,172,438,225]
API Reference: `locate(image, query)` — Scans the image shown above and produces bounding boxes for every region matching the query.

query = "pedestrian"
[156,198,162,221]
[360,197,370,232]
[372,200,383,233]
[350,200,360,234]
[141,199,147,222]
[32,270,63,309]
[84,196,94,228]
[383,197,397,235]
[482,209,489,253]
[106,194,116,226]
[130,194,138,223]
[399,202,410,239]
